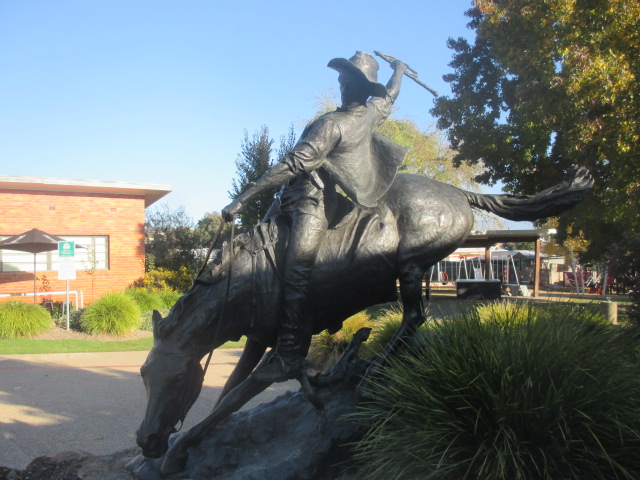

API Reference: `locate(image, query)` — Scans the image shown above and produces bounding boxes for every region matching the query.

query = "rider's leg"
[253,203,328,382]
[281,208,328,348]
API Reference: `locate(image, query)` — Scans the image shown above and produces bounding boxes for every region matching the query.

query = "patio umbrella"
[0,228,68,303]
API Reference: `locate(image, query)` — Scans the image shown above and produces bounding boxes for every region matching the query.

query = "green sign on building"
[58,241,75,257]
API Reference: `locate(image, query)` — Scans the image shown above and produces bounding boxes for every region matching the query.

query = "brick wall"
[0,189,146,306]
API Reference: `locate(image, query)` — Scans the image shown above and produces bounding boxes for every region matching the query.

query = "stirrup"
[252,351,304,383]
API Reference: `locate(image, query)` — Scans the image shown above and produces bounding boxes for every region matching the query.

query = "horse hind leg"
[361,261,429,387]
[384,261,429,357]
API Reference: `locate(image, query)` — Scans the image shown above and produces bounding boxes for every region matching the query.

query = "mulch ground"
[29,325,152,342]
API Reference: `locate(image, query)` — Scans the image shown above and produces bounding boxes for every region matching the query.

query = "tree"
[143,207,237,291]
[432,0,640,260]
[145,204,200,273]
[193,210,237,265]
[229,125,297,229]
[378,118,483,190]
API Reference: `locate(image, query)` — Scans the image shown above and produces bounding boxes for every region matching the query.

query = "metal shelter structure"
[457,228,557,297]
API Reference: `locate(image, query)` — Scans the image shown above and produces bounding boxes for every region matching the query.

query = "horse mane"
[197,217,284,286]
[160,200,392,340]
[155,224,282,340]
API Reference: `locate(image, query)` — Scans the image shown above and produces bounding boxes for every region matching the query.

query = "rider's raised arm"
[385,60,408,102]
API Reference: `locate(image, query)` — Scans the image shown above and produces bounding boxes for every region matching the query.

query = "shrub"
[157,289,182,309]
[133,266,192,294]
[365,308,403,355]
[307,311,372,370]
[0,302,52,339]
[474,300,541,325]
[53,305,83,331]
[353,306,640,480]
[475,300,607,330]
[124,287,165,311]
[80,292,141,336]
[66,308,84,331]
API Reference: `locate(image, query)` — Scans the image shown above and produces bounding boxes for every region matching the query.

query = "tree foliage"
[378,118,483,190]
[144,205,235,290]
[229,125,296,229]
[432,0,640,260]
[145,204,199,273]
[145,205,232,275]
[195,211,233,250]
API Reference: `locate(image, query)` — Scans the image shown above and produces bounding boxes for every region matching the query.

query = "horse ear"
[152,310,163,340]
[152,309,176,339]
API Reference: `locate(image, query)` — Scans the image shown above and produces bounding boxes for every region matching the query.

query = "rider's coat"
[281,95,407,209]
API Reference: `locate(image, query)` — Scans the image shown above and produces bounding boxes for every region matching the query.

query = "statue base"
[127,375,365,480]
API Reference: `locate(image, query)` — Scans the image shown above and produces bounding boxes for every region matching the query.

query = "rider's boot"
[252,284,310,383]
[252,332,306,383]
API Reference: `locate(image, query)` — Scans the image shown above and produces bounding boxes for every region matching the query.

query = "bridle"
[172,357,206,433]
[173,221,236,432]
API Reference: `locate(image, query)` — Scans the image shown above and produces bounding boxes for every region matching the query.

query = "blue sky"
[1,0,480,222]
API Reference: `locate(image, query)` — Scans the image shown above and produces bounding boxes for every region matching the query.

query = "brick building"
[0,175,171,306]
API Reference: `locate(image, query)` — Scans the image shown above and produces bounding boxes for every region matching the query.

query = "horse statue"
[135,168,593,476]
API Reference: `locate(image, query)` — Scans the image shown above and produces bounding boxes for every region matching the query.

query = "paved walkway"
[0,349,298,470]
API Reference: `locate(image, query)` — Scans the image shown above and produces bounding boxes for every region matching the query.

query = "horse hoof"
[160,449,188,476]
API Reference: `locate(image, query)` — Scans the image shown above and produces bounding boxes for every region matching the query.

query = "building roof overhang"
[0,175,172,208]
[462,228,557,248]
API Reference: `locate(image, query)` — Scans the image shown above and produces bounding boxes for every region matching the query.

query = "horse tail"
[461,166,594,222]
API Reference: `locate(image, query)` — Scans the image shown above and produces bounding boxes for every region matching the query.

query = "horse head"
[136,289,218,458]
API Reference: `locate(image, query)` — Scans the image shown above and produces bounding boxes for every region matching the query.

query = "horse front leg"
[215,338,267,407]
[161,360,274,476]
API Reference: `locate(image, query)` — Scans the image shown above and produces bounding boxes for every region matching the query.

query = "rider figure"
[222,52,407,382]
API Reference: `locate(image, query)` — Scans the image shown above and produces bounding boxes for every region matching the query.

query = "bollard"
[600,300,618,324]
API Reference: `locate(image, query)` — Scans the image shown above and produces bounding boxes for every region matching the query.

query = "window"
[0,235,109,273]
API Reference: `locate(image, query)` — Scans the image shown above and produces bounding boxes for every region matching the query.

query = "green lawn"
[0,336,247,355]
[1,294,631,356]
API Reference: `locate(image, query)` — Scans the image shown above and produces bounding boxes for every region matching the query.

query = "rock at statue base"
[127,379,365,480]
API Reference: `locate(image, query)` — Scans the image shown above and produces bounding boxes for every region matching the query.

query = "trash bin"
[456,280,502,300]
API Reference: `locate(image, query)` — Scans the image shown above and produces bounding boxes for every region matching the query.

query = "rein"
[196,220,227,279]
[175,222,236,432]
[202,221,235,378]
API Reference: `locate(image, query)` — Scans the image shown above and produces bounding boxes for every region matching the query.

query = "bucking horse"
[135,168,592,475]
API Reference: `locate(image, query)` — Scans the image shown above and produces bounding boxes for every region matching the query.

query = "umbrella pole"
[33,253,37,304]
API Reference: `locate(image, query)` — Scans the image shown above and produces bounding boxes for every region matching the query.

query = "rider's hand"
[391,59,408,73]
[222,200,242,222]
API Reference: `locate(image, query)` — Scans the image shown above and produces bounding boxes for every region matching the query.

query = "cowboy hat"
[328,51,388,98]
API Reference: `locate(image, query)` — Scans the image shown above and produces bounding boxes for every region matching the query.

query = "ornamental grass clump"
[353,305,640,480]
[123,287,165,312]
[365,308,403,355]
[474,299,541,326]
[308,311,372,369]
[80,292,141,336]
[0,301,52,339]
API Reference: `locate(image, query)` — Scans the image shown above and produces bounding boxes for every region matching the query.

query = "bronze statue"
[131,50,595,479]
[136,157,593,475]
[222,51,408,383]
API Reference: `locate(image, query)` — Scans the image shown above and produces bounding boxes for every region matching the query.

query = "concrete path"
[0,349,298,470]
